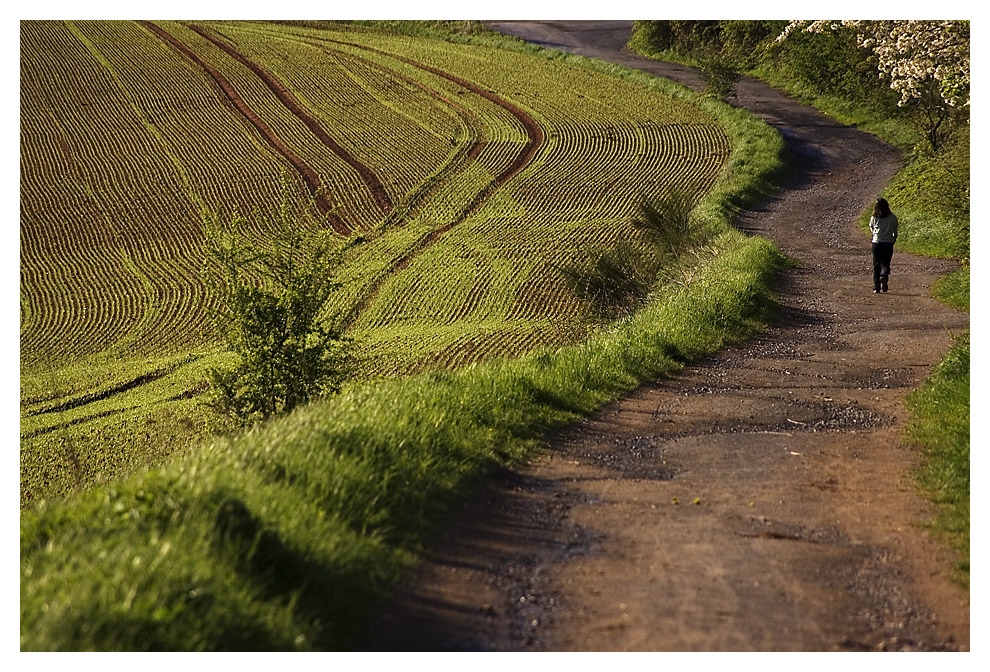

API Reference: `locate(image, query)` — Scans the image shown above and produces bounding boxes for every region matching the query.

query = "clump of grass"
[931,266,969,313]
[561,189,719,321]
[630,189,698,256]
[560,239,658,320]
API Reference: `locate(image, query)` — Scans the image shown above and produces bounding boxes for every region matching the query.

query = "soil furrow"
[24,368,172,418]
[304,38,487,227]
[334,40,545,328]
[368,21,970,652]
[138,21,350,235]
[187,24,393,219]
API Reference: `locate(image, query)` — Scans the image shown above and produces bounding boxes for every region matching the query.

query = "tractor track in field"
[140,21,351,234]
[311,40,487,222]
[188,24,394,219]
[334,40,545,329]
[368,21,970,652]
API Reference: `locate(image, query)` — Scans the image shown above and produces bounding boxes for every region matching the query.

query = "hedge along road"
[369,22,970,651]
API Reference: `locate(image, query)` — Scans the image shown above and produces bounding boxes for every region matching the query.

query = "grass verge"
[21,22,790,650]
[904,332,970,588]
[21,231,788,651]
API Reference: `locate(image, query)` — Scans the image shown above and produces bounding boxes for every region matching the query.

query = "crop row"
[199,21,536,235]
[207,25,471,211]
[21,21,325,367]
[190,24,394,215]
[21,20,731,386]
[140,21,357,232]
[412,319,553,373]
[236,23,537,226]
[323,30,729,371]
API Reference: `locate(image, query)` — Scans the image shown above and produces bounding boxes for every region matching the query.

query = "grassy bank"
[21,233,789,650]
[629,20,970,588]
[21,24,790,650]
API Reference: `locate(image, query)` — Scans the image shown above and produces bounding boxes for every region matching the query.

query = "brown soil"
[367,21,970,651]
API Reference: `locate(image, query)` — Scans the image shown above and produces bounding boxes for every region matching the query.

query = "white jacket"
[870,214,899,244]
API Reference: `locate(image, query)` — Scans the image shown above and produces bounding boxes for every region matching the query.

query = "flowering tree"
[777,20,969,149]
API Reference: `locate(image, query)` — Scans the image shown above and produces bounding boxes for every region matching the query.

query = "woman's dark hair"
[874,198,891,219]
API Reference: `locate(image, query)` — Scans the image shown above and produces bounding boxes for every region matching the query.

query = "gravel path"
[368,21,970,652]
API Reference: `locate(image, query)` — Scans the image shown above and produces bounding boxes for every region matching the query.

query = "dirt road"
[369,21,970,651]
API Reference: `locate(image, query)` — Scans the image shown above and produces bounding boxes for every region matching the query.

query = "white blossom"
[777,20,969,108]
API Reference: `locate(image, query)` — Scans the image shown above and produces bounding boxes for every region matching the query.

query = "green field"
[20,20,744,505]
[20,20,790,649]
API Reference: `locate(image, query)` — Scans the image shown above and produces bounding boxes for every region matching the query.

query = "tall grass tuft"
[561,189,713,321]
[560,240,657,320]
[631,191,694,249]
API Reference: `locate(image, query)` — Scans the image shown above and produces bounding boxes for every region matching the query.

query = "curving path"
[369,21,970,651]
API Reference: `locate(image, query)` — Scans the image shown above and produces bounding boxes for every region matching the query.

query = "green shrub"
[699,52,741,101]
[201,191,350,423]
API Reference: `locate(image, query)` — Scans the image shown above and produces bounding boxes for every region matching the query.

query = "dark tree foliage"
[631,20,904,119]
[630,20,783,68]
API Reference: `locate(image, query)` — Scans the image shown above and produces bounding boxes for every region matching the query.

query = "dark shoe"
[874,289,880,293]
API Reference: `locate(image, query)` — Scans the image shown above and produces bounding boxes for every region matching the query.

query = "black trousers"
[872,242,894,290]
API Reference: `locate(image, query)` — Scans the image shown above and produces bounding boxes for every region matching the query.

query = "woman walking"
[870,198,899,293]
